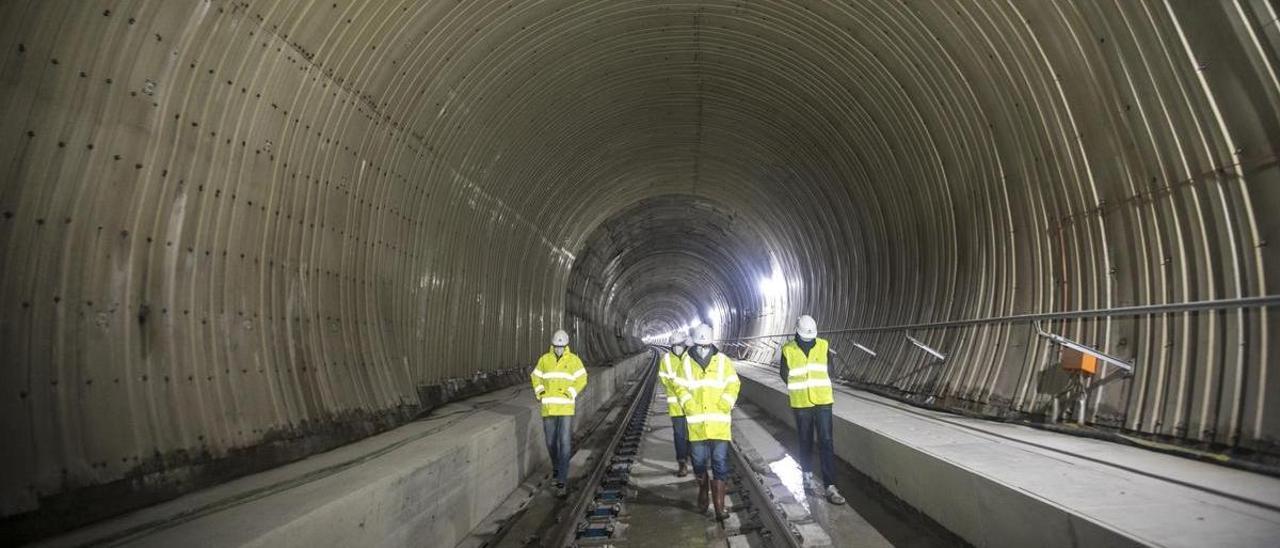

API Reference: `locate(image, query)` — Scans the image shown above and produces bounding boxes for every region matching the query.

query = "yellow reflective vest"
[674,349,740,441]
[531,347,588,417]
[658,350,687,417]
[781,338,834,408]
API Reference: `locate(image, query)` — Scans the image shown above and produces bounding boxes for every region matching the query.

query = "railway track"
[538,350,805,548]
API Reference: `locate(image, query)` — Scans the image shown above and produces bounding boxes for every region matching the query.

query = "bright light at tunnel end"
[641,318,704,345]
[758,272,787,297]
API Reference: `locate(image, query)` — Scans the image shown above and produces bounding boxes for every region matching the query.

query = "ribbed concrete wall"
[1,0,1278,535]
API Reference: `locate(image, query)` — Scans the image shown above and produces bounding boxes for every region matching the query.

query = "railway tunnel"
[2,0,1280,546]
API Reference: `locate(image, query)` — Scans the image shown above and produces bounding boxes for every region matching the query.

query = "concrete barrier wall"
[379,353,653,548]
[42,353,652,548]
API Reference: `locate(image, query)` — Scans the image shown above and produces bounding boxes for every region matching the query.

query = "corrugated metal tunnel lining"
[1,0,1278,535]
[566,194,783,360]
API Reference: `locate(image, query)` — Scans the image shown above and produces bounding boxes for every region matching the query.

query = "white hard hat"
[669,332,688,346]
[551,330,570,347]
[796,315,818,341]
[692,324,715,346]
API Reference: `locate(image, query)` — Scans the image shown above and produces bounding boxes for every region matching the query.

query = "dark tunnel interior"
[1,0,1279,539]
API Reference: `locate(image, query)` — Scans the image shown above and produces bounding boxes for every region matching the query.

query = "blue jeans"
[671,416,691,463]
[794,404,836,487]
[691,440,730,480]
[543,416,573,484]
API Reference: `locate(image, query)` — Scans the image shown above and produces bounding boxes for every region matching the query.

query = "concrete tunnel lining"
[1,0,1278,539]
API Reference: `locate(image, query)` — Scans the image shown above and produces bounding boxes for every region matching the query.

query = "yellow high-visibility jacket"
[675,349,740,441]
[781,338,834,408]
[659,350,687,417]
[531,347,588,417]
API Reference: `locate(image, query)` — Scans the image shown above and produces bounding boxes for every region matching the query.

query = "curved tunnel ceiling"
[1,0,1279,532]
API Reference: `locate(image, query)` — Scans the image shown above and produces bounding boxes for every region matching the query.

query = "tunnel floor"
[483,379,961,547]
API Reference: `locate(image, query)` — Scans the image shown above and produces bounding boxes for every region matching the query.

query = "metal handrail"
[720,294,1280,342]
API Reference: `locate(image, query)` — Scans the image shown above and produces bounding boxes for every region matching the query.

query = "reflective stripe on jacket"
[531,347,587,416]
[674,350,740,441]
[781,338,834,408]
[659,351,686,417]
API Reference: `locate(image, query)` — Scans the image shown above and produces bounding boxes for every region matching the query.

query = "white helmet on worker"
[669,331,688,347]
[692,324,715,346]
[551,329,570,347]
[796,315,818,341]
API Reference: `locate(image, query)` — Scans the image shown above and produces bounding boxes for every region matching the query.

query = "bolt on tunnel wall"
[1,0,1279,538]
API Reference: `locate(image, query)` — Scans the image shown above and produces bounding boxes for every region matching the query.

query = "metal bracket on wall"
[1033,322,1133,373]
[906,335,946,362]
[851,341,877,357]
[878,336,947,389]
[1034,322,1134,425]
[832,341,876,382]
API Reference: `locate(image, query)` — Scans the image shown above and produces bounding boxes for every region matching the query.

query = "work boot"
[712,479,730,521]
[825,484,846,505]
[677,460,689,477]
[697,475,711,513]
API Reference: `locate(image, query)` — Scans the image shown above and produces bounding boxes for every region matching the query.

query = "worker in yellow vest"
[659,331,693,476]
[675,324,740,521]
[780,315,845,504]
[531,329,588,497]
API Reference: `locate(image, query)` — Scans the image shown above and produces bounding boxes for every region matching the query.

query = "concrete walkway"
[736,362,1280,548]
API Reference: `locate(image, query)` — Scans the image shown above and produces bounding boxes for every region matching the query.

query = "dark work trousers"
[793,404,837,487]
[671,415,692,463]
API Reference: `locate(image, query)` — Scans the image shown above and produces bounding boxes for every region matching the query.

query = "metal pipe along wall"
[1,0,1278,533]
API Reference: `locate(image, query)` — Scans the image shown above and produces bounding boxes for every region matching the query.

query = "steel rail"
[722,294,1280,341]
[546,349,660,547]
[727,444,803,548]
[547,348,805,547]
